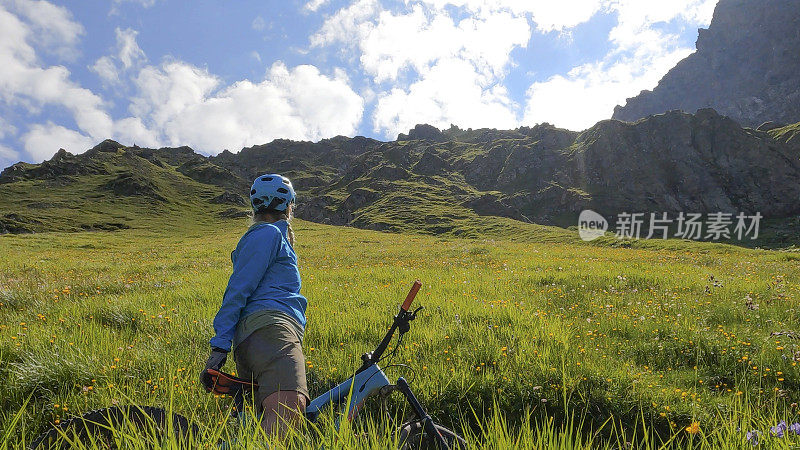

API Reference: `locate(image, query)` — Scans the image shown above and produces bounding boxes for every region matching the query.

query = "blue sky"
[0,0,718,168]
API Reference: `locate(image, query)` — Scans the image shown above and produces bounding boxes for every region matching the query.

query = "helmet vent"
[282,179,290,185]
[262,177,273,182]
[250,189,256,195]
[277,188,289,194]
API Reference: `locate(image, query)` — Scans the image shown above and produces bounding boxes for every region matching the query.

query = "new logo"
[578,210,607,241]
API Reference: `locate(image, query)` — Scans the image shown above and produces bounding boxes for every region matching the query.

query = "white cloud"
[357,5,530,83]
[113,0,157,6]
[112,117,160,148]
[315,0,530,137]
[524,0,606,32]
[304,0,330,12]
[0,5,113,142]
[0,118,17,140]
[310,0,379,49]
[127,61,364,152]
[110,0,157,15]
[608,0,716,50]
[7,0,84,60]
[523,48,692,130]
[117,28,146,69]
[0,144,20,161]
[0,3,159,162]
[90,56,119,85]
[416,0,604,32]
[130,62,220,131]
[90,27,146,85]
[22,122,93,160]
[374,57,518,137]
[251,16,266,31]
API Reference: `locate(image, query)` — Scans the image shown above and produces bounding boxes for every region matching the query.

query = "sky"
[0,0,719,168]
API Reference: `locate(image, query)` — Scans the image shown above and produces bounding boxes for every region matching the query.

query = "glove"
[200,347,229,391]
[205,347,229,371]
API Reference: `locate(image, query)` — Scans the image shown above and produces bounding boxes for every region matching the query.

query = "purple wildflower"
[789,422,800,435]
[770,421,787,438]
[746,430,760,446]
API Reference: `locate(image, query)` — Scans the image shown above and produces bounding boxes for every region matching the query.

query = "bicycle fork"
[396,377,450,450]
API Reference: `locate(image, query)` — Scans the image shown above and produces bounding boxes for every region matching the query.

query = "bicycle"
[31,281,466,449]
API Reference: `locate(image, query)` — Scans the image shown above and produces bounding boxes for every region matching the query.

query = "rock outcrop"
[569,109,800,218]
[613,0,800,127]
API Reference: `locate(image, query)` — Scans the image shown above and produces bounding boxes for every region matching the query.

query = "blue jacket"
[210,220,307,351]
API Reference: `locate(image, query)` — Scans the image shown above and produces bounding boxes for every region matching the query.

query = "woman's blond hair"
[252,205,295,247]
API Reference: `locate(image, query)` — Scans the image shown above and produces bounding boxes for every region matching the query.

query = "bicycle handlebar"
[401,280,422,311]
[357,280,423,373]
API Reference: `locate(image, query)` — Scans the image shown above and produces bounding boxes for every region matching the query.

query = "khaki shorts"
[233,321,309,411]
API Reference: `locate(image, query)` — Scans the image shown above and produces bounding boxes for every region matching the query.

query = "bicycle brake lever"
[399,306,423,335]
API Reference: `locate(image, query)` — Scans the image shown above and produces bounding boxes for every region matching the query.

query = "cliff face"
[613,0,800,127]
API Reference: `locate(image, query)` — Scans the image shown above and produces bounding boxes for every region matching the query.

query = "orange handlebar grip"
[401,280,422,311]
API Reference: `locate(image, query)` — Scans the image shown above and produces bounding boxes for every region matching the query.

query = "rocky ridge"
[1,109,798,236]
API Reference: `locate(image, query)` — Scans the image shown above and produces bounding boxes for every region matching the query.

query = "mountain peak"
[613,0,800,127]
[397,124,446,142]
[89,139,125,154]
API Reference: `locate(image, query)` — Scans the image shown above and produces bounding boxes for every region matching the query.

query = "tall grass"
[7,396,800,449]
[1,218,799,447]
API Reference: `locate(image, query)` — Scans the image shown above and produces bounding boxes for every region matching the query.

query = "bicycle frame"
[305,362,392,424]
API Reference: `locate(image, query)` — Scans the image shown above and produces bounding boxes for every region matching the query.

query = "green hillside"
[2,217,800,448]
[0,142,247,234]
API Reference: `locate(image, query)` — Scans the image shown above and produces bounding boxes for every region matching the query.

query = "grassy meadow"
[1,217,800,448]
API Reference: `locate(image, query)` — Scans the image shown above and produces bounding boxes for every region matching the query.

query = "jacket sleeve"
[210,227,281,351]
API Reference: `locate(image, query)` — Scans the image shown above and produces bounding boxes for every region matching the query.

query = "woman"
[205,173,308,437]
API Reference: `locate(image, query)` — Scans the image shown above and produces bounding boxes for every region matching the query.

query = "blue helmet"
[249,173,296,212]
